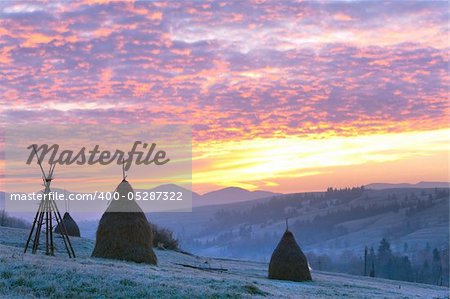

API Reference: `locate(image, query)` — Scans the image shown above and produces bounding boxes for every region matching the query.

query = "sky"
[0,0,449,194]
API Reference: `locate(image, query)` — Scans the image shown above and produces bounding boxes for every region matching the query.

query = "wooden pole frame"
[23,146,76,258]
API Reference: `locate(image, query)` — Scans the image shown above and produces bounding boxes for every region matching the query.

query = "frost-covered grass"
[0,226,448,298]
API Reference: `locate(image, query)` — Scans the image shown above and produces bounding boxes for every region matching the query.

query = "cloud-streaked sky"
[1,1,448,193]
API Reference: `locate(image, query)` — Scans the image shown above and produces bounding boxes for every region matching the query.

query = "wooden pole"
[32,206,45,254]
[45,196,49,255]
[122,158,125,180]
[24,199,42,253]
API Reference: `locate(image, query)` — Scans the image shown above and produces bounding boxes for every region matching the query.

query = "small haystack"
[54,212,81,237]
[91,180,157,265]
[268,229,312,282]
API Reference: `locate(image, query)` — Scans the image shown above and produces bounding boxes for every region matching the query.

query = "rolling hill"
[73,186,448,264]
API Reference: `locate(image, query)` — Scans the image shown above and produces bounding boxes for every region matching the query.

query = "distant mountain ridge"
[1,182,449,209]
[151,182,449,207]
[138,184,277,207]
[150,185,450,263]
[197,187,278,207]
[365,181,449,190]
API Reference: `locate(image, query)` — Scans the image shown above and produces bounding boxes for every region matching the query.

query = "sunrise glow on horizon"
[1,1,448,194]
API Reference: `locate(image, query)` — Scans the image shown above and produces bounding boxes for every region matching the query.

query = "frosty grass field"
[0,226,448,298]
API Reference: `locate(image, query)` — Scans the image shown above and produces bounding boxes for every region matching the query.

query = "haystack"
[54,212,80,237]
[91,180,157,265]
[268,230,312,282]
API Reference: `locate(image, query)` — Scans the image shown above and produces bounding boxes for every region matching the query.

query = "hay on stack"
[91,180,157,265]
[268,230,312,282]
[54,212,81,237]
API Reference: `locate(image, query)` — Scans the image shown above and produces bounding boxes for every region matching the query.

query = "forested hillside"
[151,187,449,285]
